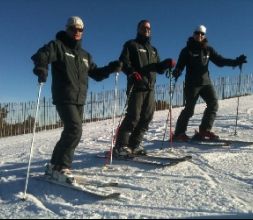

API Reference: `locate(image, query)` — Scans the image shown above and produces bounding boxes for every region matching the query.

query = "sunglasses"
[141,26,151,31]
[194,31,205,36]
[69,26,84,33]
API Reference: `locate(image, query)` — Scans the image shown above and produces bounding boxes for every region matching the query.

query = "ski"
[169,137,253,148]
[170,139,230,147]
[108,156,184,167]
[100,150,192,161]
[74,176,119,188]
[206,139,253,145]
[188,138,253,146]
[97,152,191,167]
[188,139,230,146]
[33,174,120,200]
[138,154,192,162]
[32,173,119,188]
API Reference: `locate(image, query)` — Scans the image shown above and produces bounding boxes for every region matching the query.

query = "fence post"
[103,92,105,119]
[221,77,225,100]
[43,97,46,130]
[0,105,2,138]
[90,92,93,122]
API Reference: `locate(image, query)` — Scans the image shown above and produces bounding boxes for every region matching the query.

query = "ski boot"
[52,166,76,184]
[192,130,219,141]
[172,133,190,142]
[132,146,147,156]
[113,146,132,158]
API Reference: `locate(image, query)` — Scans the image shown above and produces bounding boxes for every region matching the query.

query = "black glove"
[33,67,48,83]
[108,60,123,73]
[158,58,176,72]
[235,54,247,66]
[172,69,180,81]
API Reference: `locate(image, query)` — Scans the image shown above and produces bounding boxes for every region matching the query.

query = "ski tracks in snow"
[191,152,253,211]
[246,107,253,122]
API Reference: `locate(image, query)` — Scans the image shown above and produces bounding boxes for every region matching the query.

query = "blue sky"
[0,0,252,103]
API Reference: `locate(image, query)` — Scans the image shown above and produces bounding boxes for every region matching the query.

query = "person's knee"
[207,100,219,112]
[68,122,82,139]
[214,101,219,112]
[122,114,140,131]
[182,107,195,118]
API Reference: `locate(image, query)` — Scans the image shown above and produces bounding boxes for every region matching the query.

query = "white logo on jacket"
[65,52,75,58]
[65,52,89,68]
[138,49,147,53]
[82,58,89,68]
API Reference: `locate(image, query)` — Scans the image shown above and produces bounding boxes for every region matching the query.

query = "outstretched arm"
[88,54,122,81]
[209,47,247,67]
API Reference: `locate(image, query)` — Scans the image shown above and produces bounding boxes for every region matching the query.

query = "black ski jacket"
[31,31,112,105]
[175,37,238,86]
[119,35,161,92]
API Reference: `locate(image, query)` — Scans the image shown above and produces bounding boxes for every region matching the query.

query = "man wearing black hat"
[114,20,176,157]
[172,25,247,141]
[31,16,122,183]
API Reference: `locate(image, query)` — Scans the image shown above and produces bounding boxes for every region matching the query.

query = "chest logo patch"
[138,49,147,53]
[65,52,75,58]
[83,58,89,68]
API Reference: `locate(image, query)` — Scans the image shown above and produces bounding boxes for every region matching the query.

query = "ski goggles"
[194,31,205,36]
[69,26,84,33]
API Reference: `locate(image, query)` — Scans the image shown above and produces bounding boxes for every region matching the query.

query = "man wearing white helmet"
[31,16,122,183]
[172,25,247,141]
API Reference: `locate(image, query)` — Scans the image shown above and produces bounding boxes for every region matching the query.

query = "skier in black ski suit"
[172,25,247,141]
[31,16,122,182]
[114,20,176,157]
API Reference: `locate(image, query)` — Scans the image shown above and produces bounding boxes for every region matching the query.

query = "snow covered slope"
[0,95,253,218]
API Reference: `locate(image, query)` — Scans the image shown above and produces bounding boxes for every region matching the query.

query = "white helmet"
[195,25,207,34]
[66,16,84,29]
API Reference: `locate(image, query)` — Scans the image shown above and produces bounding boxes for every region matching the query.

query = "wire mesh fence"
[1,73,252,138]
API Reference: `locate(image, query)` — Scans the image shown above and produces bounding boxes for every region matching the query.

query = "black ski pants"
[51,104,83,169]
[175,84,218,135]
[115,90,155,149]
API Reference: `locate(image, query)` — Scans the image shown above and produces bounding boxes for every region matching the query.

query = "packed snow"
[0,95,253,219]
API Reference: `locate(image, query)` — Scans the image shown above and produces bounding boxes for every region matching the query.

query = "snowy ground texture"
[0,95,253,219]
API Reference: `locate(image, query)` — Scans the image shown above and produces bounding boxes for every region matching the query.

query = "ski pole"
[161,69,176,149]
[169,72,173,149]
[116,84,134,130]
[109,72,119,165]
[161,111,170,149]
[22,83,43,201]
[234,65,243,136]
[168,70,176,149]
[105,84,134,167]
